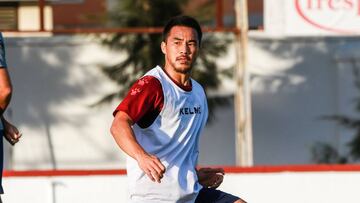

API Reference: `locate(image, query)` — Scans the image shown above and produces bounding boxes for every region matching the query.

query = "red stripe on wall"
[3,169,127,177]
[4,164,360,177]
[220,164,360,173]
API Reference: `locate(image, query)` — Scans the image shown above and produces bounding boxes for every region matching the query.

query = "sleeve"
[113,75,164,124]
[0,33,7,68]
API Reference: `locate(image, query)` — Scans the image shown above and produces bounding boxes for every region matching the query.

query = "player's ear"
[161,41,166,54]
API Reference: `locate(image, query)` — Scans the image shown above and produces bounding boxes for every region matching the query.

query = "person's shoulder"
[190,79,207,98]
[144,66,163,78]
[129,75,163,96]
[0,32,7,69]
[0,32,4,43]
[191,79,205,91]
[137,75,161,87]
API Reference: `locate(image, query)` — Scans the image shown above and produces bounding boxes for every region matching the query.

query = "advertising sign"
[265,0,360,36]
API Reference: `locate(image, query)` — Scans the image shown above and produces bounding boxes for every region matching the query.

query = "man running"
[111,15,246,203]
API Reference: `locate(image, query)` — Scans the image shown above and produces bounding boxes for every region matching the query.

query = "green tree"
[311,142,347,164]
[312,66,360,164]
[96,0,232,119]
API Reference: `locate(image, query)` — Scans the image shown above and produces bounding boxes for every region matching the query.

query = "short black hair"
[162,15,202,44]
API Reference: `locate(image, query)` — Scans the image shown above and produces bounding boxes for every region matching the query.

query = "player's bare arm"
[110,111,166,183]
[0,68,12,115]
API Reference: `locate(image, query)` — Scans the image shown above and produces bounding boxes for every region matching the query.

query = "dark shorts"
[195,187,240,203]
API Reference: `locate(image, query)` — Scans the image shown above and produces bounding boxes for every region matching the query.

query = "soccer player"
[110,15,246,203]
[0,33,21,202]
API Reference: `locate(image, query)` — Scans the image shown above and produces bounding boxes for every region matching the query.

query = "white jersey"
[127,66,208,203]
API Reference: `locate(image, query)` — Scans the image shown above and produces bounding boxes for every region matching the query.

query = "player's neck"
[163,65,191,87]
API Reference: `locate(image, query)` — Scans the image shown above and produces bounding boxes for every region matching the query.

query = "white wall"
[3,34,360,169]
[4,36,124,170]
[201,34,360,165]
[3,170,360,203]
[248,34,360,164]
[3,35,240,170]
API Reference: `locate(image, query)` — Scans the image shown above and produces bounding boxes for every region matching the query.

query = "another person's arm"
[0,33,11,115]
[0,33,21,145]
[0,68,11,115]
[1,116,21,145]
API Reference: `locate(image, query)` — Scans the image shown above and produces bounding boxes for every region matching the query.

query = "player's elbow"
[110,119,124,138]
[110,121,119,138]
[0,86,12,102]
[111,112,133,133]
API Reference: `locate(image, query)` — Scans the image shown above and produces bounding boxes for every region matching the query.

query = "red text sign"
[295,0,360,34]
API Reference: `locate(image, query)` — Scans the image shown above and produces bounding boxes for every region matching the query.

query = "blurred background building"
[0,0,263,31]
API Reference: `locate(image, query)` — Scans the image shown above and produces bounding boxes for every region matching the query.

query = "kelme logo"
[295,0,360,34]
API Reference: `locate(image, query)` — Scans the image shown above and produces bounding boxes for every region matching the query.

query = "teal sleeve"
[0,33,7,68]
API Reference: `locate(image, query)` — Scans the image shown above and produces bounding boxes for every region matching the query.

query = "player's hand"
[2,119,22,145]
[197,167,224,189]
[136,153,166,183]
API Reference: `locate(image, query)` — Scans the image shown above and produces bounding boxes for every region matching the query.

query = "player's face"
[161,26,199,74]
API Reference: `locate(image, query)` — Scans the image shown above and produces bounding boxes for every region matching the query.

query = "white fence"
[3,165,360,203]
